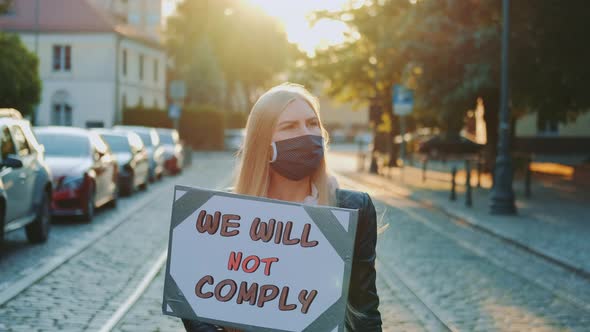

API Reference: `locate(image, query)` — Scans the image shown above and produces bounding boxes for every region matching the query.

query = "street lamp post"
[490,0,516,214]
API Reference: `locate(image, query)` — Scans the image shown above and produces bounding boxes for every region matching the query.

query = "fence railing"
[357,148,534,207]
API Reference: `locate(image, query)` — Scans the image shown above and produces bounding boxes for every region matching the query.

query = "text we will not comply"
[191,209,322,314]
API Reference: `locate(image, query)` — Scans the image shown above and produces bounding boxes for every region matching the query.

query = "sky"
[162,0,353,56]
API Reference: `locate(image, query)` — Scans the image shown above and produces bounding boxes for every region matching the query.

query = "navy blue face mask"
[270,135,324,181]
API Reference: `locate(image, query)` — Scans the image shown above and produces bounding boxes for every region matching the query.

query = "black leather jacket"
[182,189,382,331]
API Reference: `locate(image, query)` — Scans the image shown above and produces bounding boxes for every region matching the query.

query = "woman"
[183,83,382,331]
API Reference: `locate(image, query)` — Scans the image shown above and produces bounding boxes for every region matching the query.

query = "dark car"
[224,128,245,151]
[156,128,184,174]
[418,134,484,157]
[35,127,118,222]
[113,126,164,182]
[93,129,149,196]
[0,116,53,245]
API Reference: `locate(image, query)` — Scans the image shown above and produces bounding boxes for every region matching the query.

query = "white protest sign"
[163,185,359,332]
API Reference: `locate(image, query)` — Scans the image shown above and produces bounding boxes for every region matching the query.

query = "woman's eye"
[308,120,319,127]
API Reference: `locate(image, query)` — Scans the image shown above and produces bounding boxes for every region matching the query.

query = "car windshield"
[36,132,90,157]
[159,132,175,145]
[100,134,131,153]
[137,132,153,147]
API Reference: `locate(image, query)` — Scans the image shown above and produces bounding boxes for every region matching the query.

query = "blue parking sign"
[168,104,181,120]
[392,85,413,116]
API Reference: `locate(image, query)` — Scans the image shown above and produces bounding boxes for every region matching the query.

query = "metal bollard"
[477,156,482,188]
[369,154,379,174]
[465,160,472,207]
[450,166,457,201]
[525,155,532,198]
[422,158,428,182]
[357,141,365,172]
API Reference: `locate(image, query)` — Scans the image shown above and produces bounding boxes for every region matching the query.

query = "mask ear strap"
[269,142,278,163]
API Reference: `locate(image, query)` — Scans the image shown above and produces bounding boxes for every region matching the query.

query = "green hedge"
[225,112,248,129]
[123,106,224,150]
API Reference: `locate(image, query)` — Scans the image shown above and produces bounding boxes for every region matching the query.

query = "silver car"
[0,114,53,245]
[113,125,165,182]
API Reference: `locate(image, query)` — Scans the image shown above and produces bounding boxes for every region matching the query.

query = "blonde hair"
[233,83,335,205]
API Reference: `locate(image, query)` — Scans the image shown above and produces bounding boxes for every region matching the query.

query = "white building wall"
[118,38,166,112]
[17,32,166,128]
[19,33,118,128]
[516,112,590,137]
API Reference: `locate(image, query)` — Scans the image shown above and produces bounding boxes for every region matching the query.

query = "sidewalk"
[329,151,590,277]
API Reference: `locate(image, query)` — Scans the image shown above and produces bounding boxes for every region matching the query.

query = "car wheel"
[25,190,51,243]
[107,185,118,209]
[82,186,96,222]
[125,173,135,196]
[139,175,148,191]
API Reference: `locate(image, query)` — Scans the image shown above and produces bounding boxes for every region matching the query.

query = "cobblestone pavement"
[329,150,590,275]
[0,153,236,331]
[1,152,589,331]
[0,176,156,294]
[338,175,590,331]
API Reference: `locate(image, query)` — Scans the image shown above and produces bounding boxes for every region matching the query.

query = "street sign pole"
[169,80,186,131]
[393,85,414,166]
[172,112,180,131]
[399,115,406,164]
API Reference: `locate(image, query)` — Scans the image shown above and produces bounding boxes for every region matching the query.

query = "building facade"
[0,0,165,128]
[89,0,163,41]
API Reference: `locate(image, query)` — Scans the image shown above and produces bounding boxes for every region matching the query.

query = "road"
[0,152,588,331]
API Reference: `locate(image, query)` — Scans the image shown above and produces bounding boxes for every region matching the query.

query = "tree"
[164,0,295,111]
[0,32,41,119]
[0,0,13,14]
[306,0,590,167]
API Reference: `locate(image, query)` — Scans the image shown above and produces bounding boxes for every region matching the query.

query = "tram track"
[336,173,590,314]
[0,180,174,307]
[98,176,233,332]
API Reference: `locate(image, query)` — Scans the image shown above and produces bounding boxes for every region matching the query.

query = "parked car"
[418,134,484,158]
[92,129,149,196]
[156,128,184,174]
[0,115,52,244]
[113,126,164,181]
[224,128,245,151]
[0,108,24,119]
[35,127,118,222]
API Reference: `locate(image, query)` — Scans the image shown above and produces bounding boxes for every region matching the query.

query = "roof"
[113,125,153,133]
[0,0,162,49]
[0,108,23,119]
[0,117,29,126]
[91,128,128,137]
[34,126,91,137]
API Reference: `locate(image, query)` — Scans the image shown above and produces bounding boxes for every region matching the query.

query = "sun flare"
[246,0,354,56]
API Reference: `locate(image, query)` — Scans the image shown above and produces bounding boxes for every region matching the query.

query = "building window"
[154,59,158,82]
[538,120,559,136]
[52,104,73,126]
[128,13,140,25]
[1,2,16,16]
[51,91,73,126]
[52,45,71,71]
[122,49,127,76]
[537,114,559,136]
[139,54,144,80]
